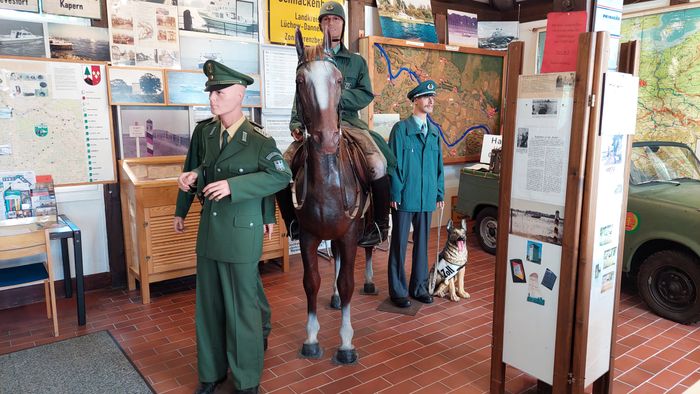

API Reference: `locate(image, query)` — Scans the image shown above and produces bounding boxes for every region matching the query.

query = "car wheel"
[475,207,498,255]
[637,250,700,325]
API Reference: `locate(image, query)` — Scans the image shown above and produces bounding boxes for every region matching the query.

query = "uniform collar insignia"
[241,131,247,143]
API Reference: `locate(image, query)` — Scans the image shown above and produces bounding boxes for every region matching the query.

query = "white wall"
[52,185,110,280]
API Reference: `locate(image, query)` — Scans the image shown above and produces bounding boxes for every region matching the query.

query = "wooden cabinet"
[120,156,288,304]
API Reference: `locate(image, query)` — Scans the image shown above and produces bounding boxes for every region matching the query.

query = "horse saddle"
[290,130,372,193]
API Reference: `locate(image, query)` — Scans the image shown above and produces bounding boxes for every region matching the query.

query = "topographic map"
[370,42,503,162]
[621,8,700,149]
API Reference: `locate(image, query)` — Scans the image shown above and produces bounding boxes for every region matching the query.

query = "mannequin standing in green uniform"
[177,60,291,394]
[276,0,395,247]
[173,108,274,354]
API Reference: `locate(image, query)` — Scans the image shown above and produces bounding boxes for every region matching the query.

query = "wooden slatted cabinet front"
[120,156,288,304]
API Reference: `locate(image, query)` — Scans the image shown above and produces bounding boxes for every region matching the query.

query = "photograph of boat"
[0,20,46,58]
[49,38,73,50]
[179,34,258,72]
[178,0,258,39]
[376,0,437,43]
[478,21,518,50]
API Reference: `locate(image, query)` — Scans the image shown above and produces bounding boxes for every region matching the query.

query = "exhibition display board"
[491,34,640,393]
[0,57,116,186]
[359,36,506,163]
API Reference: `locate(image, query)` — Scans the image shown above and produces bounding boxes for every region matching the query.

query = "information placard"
[0,57,115,185]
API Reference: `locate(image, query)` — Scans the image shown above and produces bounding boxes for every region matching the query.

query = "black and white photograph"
[178,0,259,40]
[510,199,565,245]
[108,67,165,105]
[0,20,47,58]
[531,99,558,116]
[516,127,529,148]
[47,24,110,61]
[179,34,258,72]
[119,106,190,158]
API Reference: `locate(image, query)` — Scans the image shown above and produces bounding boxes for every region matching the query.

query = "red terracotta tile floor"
[1,229,699,393]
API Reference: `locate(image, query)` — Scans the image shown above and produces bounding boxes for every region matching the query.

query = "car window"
[630,145,700,185]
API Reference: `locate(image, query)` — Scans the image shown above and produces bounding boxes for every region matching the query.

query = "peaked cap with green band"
[203,60,254,92]
[319,1,345,22]
[407,79,437,100]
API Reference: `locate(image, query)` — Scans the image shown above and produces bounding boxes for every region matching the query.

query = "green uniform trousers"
[195,256,266,390]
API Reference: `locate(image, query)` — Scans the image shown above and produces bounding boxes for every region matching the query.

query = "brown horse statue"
[292,27,374,364]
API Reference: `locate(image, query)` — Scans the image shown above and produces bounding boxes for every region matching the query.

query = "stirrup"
[287,219,300,241]
[358,222,382,248]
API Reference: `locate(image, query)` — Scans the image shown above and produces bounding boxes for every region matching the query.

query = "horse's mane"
[303,44,331,63]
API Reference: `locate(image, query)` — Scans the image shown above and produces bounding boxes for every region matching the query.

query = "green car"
[456,141,700,324]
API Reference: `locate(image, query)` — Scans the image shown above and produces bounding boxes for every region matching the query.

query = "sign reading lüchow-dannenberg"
[43,0,101,19]
[268,0,344,45]
[0,0,39,13]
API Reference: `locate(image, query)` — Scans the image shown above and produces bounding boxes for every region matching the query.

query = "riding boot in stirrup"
[358,175,391,248]
[275,184,299,240]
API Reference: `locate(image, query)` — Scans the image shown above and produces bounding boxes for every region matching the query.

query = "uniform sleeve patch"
[274,160,286,171]
[266,151,283,161]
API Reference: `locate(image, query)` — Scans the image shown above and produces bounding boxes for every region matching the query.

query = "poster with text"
[262,45,296,109]
[0,0,38,12]
[43,0,101,19]
[268,0,343,45]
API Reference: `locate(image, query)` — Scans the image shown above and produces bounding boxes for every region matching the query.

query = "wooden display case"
[120,156,289,304]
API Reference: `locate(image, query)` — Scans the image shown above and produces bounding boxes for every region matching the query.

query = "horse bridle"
[291,55,362,220]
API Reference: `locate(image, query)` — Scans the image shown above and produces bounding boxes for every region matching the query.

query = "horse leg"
[330,241,341,309]
[362,246,377,295]
[332,239,359,365]
[300,235,324,359]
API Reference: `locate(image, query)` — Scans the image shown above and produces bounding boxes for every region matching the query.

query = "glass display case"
[120,156,288,304]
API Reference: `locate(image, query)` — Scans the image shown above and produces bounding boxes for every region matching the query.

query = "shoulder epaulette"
[250,121,271,138]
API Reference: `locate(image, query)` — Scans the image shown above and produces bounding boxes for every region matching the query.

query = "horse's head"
[295,27,343,155]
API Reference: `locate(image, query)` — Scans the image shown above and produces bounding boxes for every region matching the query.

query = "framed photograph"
[478,21,518,50]
[108,66,166,105]
[0,20,47,58]
[447,10,477,48]
[179,33,258,73]
[166,70,208,105]
[119,106,190,158]
[47,23,110,61]
[178,0,259,40]
[376,0,437,43]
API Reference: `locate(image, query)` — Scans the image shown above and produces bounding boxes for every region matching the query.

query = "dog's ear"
[461,218,467,231]
[446,219,453,233]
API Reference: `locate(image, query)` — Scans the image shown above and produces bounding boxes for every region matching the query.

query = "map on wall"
[621,7,700,149]
[367,40,504,163]
[0,58,115,185]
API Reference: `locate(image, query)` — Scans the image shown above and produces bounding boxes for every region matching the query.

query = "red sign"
[541,11,588,73]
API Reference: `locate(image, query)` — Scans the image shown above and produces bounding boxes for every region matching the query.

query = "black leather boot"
[358,176,391,248]
[275,185,298,240]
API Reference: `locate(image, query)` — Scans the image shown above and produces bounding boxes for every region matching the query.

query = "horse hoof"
[333,348,358,365]
[300,343,323,359]
[330,295,341,310]
[363,283,377,295]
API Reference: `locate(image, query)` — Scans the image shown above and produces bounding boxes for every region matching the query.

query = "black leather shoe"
[194,378,223,394]
[391,297,411,308]
[413,294,434,304]
[235,386,259,394]
[358,225,382,248]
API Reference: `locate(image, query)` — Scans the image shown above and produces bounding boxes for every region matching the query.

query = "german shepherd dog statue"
[429,219,469,302]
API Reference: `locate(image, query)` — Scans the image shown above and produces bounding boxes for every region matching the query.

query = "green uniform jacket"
[290,43,373,132]
[389,116,445,212]
[175,118,278,224]
[192,118,292,263]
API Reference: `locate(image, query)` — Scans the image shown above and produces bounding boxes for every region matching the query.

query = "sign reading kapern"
[0,0,39,13]
[268,0,344,45]
[43,0,101,19]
